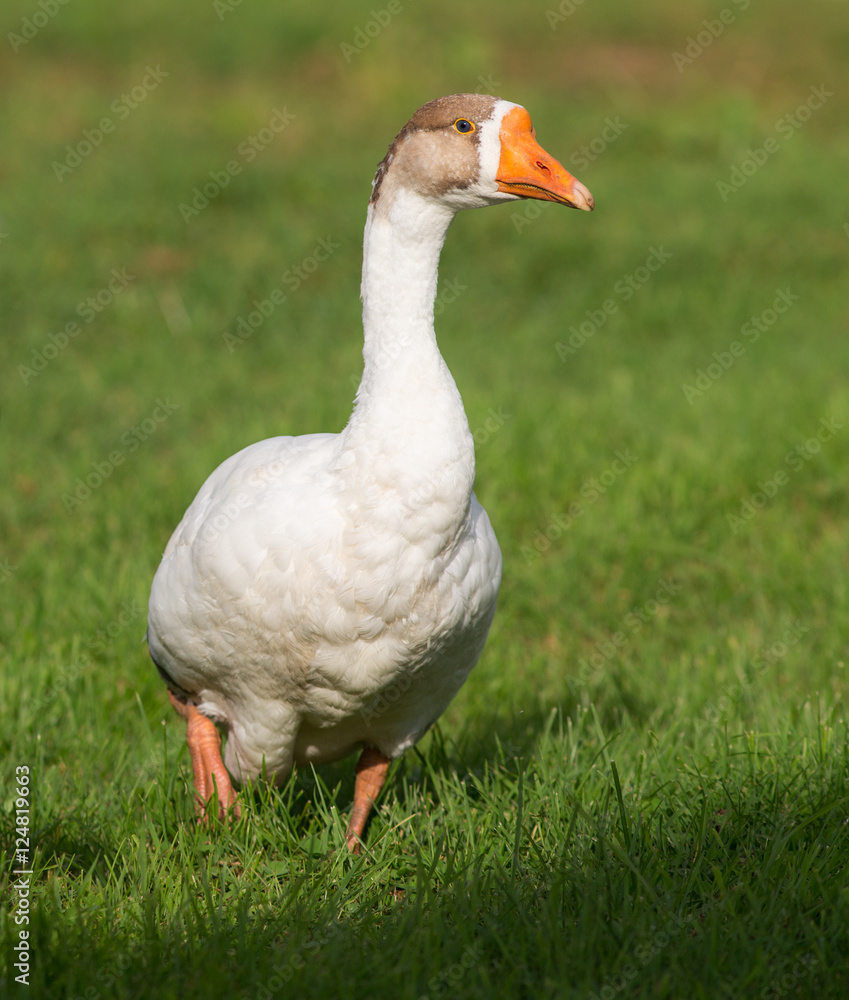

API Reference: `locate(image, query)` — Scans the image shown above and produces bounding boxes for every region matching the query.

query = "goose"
[147,93,593,850]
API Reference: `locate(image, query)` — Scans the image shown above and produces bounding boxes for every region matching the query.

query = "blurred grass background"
[1,1,848,997]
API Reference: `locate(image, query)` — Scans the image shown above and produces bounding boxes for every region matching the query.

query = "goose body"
[148,94,593,843]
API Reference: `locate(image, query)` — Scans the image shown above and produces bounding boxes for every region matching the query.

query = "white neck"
[357,189,455,409]
[341,188,475,516]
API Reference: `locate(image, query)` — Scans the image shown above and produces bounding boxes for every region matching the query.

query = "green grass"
[2,1,849,996]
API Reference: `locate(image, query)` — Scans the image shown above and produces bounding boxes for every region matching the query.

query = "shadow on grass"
[20,706,847,999]
[16,782,843,1000]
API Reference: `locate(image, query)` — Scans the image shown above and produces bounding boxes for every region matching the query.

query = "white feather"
[148,118,509,784]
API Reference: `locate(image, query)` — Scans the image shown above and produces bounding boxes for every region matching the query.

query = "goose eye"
[453,119,475,134]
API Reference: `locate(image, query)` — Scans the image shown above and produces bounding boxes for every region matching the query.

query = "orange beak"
[496,106,594,212]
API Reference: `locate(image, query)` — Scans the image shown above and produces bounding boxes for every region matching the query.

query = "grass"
[2,0,849,996]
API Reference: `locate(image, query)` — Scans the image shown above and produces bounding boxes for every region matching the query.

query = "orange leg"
[345,746,390,853]
[168,690,240,821]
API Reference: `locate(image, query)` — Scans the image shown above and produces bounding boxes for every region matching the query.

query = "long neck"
[357,189,455,411]
[341,188,475,517]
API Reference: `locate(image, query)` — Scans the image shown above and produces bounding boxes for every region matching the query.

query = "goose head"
[370,93,594,215]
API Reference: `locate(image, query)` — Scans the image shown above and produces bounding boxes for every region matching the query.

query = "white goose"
[148,94,593,849]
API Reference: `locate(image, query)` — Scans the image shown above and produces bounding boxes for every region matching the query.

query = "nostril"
[536,160,550,173]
